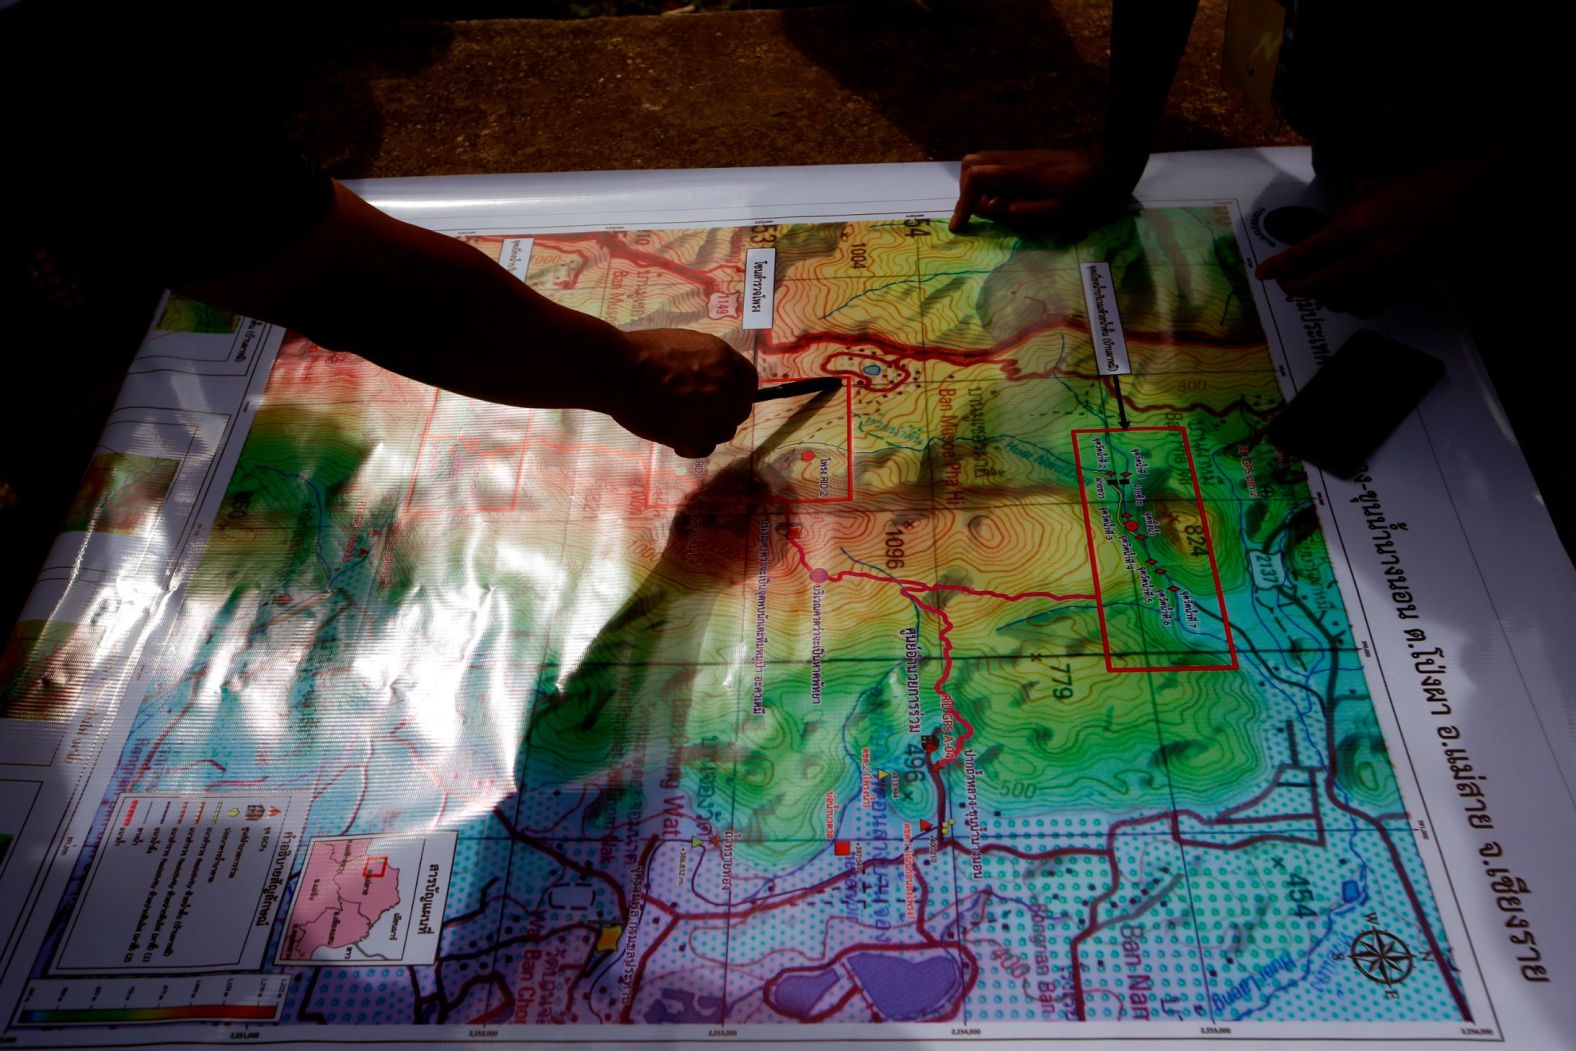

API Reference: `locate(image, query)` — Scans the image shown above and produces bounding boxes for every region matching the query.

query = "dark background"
[3,0,1566,633]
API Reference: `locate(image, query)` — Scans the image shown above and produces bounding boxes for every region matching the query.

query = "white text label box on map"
[499,237,535,281]
[276,830,456,966]
[53,792,309,974]
[742,247,777,329]
[1081,260,1131,375]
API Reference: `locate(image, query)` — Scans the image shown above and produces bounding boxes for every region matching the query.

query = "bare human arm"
[950,0,1199,232]
[1252,122,1565,314]
[177,182,757,459]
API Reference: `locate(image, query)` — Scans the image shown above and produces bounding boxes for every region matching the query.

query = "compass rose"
[1350,927,1415,986]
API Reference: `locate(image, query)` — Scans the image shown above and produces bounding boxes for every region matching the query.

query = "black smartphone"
[1265,329,1445,478]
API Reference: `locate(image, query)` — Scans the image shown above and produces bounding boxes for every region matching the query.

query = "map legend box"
[53,792,309,974]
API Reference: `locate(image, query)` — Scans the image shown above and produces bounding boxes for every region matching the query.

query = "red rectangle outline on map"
[643,377,854,510]
[1071,425,1238,673]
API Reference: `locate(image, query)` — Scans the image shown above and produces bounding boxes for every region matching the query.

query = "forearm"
[1103,0,1200,184]
[175,182,630,413]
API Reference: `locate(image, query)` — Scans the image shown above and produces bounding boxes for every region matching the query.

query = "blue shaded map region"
[643,988,723,1024]
[774,970,839,1017]
[846,954,961,1021]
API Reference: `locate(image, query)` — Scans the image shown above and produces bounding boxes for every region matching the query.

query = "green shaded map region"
[49,209,1467,1029]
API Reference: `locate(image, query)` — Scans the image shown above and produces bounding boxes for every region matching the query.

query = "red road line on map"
[780,526,1093,767]
[534,234,726,296]
[763,318,1261,371]
[765,314,1067,364]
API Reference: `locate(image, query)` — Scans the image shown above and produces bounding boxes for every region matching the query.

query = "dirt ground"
[283,0,1300,178]
[2,2,1569,630]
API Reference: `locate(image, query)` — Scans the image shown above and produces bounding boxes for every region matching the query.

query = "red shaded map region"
[281,838,402,962]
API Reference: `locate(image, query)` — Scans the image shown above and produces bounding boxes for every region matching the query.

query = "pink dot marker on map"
[810,568,829,583]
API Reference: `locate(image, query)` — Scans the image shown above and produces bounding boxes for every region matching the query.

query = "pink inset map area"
[282,838,402,961]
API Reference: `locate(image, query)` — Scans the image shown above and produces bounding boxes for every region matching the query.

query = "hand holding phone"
[1265,330,1445,478]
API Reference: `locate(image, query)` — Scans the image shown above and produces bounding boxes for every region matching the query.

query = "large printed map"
[22,209,1468,1030]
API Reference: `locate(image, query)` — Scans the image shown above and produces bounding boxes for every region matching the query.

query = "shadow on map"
[524,455,792,766]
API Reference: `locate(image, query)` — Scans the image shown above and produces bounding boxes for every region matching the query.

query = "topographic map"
[25,209,1466,1030]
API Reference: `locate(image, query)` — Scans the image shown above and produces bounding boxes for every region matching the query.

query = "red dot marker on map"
[1125,520,1139,531]
[810,568,828,583]
[834,841,851,856]
[801,450,816,461]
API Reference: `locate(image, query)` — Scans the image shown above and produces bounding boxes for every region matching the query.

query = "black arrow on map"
[1112,375,1131,429]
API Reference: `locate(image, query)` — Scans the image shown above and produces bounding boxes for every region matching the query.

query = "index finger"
[950,163,1012,232]
[950,168,982,232]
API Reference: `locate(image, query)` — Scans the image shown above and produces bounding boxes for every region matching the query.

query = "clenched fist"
[605,329,757,460]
